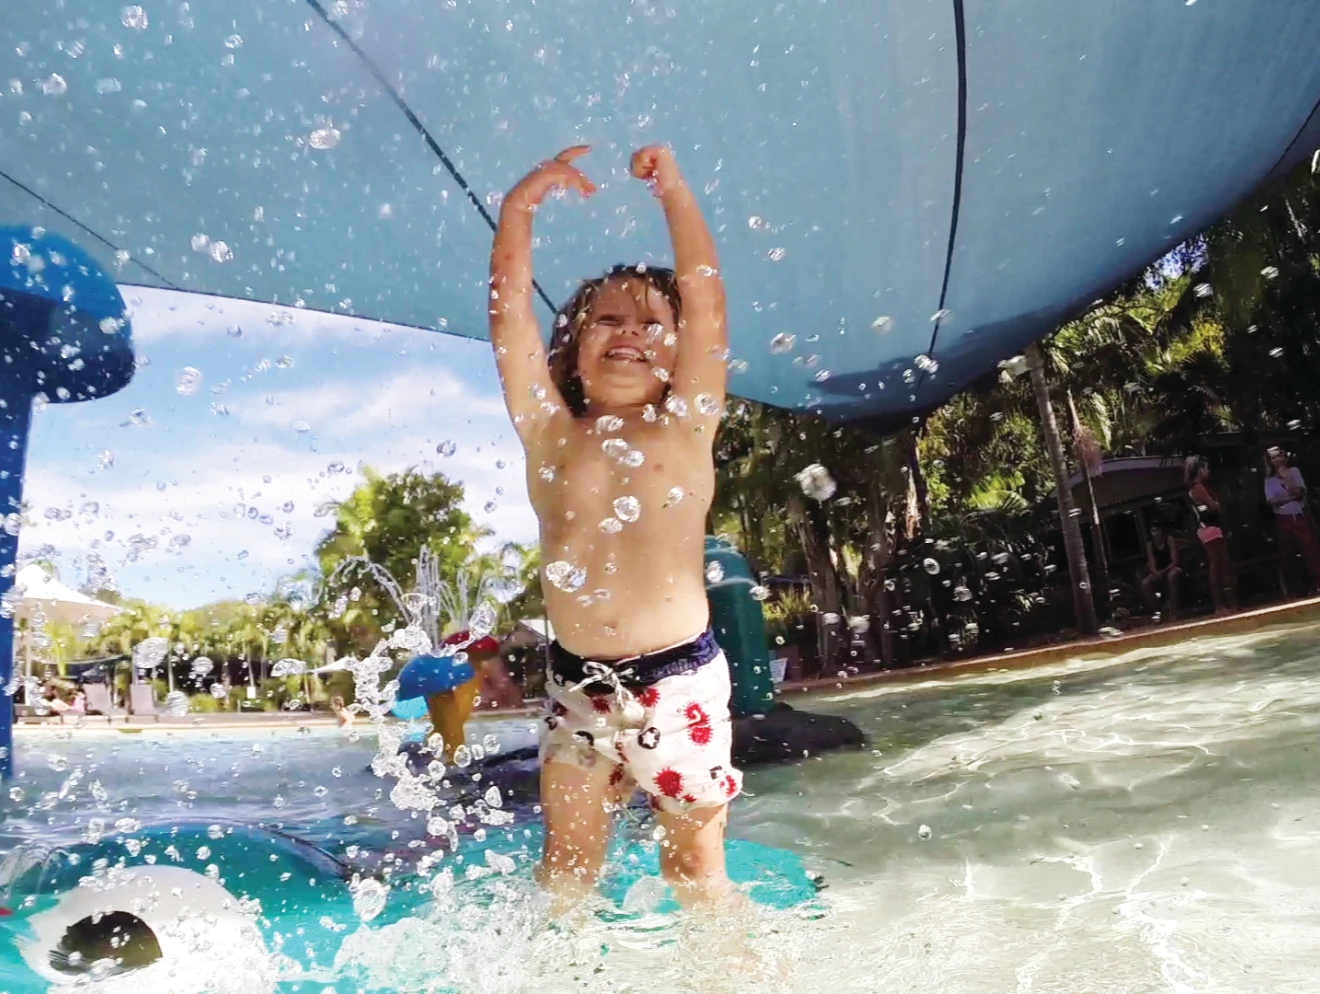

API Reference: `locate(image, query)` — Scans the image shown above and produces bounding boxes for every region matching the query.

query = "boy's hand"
[505,146,596,211]
[630,144,684,198]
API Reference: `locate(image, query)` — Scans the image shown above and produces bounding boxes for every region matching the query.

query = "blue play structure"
[0,819,819,991]
[0,227,133,776]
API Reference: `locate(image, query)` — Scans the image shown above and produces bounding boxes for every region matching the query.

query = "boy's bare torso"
[527,411,713,659]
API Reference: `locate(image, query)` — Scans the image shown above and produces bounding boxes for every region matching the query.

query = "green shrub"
[188,692,221,714]
[259,675,306,711]
[762,588,816,652]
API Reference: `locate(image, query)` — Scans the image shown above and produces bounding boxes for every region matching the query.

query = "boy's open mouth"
[604,345,647,363]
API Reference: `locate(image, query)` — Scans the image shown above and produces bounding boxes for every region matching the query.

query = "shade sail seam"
[915,0,968,403]
[303,0,557,314]
[1267,93,1320,180]
[0,168,180,291]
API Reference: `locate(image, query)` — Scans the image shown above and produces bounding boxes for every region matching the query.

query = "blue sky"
[19,288,535,610]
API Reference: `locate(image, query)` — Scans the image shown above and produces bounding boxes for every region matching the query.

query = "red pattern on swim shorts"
[655,768,684,798]
[685,702,712,745]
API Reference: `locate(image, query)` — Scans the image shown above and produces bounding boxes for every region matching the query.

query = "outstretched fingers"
[543,146,596,198]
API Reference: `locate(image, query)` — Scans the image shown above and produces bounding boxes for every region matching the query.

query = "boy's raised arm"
[631,146,728,426]
[489,147,595,443]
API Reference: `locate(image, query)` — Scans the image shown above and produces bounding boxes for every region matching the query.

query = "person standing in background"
[1186,455,1235,614]
[1264,446,1320,594]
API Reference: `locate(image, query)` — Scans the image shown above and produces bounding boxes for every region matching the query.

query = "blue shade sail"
[0,0,1316,424]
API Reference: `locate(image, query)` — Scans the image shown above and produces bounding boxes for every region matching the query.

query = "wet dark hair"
[547,264,682,416]
[1183,455,1208,486]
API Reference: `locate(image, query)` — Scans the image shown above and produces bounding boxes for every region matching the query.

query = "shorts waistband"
[549,629,720,691]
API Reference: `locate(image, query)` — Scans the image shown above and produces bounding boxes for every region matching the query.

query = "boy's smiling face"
[575,276,677,412]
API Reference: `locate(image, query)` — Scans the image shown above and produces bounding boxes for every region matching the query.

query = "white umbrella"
[15,564,121,626]
[14,564,123,692]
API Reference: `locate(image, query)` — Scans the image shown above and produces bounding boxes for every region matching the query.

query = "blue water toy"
[397,652,476,700]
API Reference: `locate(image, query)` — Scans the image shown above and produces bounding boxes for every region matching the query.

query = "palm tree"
[1025,344,1098,635]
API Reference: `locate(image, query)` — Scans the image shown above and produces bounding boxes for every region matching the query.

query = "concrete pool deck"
[15,595,1320,737]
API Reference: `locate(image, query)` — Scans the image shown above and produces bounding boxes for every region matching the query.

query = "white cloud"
[121,286,431,346]
[229,368,508,436]
[17,285,538,608]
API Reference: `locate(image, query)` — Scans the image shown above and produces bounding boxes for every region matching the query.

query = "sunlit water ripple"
[4,620,1320,992]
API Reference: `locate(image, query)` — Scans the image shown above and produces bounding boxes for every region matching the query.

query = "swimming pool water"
[4,618,1320,992]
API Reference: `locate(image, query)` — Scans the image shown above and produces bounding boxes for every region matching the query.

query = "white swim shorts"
[539,629,743,814]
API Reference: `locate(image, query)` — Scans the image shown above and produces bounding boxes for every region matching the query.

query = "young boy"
[488,144,739,906]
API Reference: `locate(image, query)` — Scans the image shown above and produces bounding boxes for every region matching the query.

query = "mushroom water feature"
[0,226,133,777]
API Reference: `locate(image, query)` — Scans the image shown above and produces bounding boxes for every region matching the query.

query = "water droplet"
[766,247,786,262]
[226,325,243,337]
[309,127,341,150]
[663,396,689,420]
[747,215,767,230]
[350,877,388,922]
[914,354,939,374]
[266,310,295,327]
[749,585,770,602]
[930,309,951,323]
[293,421,311,433]
[469,602,497,639]
[538,464,555,482]
[209,683,228,700]
[601,438,629,459]
[97,450,115,470]
[695,393,720,416]
[595,414,624,434]
[1261,265,1280,280]
[545,561,586,592]
[224,33,243,48]
[96,78,122,95]
[121,5,148,28]
[175,366,202,395]
[613,496,641,523]
[1193,283,1213,298]
[705,561,725,584]
[769,333,795,355]
[163,690,189,718]
[953,585,972,602]
[40,74,68,98]
[795,464,837,502]
[620,448,645,468]
[664,486,685,507]
[209,242,233,263]
[923,558,941,575]
[642,404,658,423]
[437,440,456,457]
[599,517,623,534]
[271,658,305,677]
[918,824,933,840]
[190,233,211,253]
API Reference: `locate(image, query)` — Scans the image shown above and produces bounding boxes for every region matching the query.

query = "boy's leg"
[656,802,733,905]
[537,757,617,907]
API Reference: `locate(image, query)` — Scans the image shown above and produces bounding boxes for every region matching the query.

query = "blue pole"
[0,225,136,778]
[0,392,32,779]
